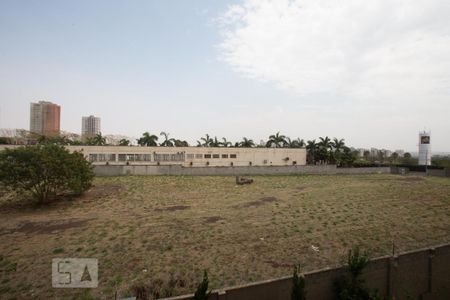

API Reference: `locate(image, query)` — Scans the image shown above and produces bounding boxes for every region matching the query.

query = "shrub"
[192,270,211,300]
[291,264,306,300]
[0,144,94,204]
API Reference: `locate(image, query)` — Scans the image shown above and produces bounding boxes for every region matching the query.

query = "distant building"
[30,101,60,136]
[418,131,431,165]
[82,115,101,140]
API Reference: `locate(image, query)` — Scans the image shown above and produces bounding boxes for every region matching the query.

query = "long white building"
[0,145,307,167]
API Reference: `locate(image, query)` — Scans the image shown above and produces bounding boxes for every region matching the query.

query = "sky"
[0,0,449,152]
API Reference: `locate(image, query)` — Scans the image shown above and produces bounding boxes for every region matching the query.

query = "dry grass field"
[1,174,449,299]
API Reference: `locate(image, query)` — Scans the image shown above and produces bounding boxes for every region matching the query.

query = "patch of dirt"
[155,205,190,212]
[204,216,224,224]
[239,196,279,208]
[0,218,92,236]
[81,184,124,200]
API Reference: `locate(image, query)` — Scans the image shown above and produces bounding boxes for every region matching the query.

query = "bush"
[192,271,211,300]
[291,265,306,300]
[0,144,94,204]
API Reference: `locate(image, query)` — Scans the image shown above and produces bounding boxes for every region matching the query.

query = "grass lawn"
[0,174,449,299]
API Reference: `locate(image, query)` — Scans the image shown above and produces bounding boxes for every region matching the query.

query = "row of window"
[88,153,238,162]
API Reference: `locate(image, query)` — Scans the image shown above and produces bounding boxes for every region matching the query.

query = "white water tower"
[418,131,431,165]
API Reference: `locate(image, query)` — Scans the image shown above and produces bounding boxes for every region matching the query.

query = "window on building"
[222,154,228,158]
[230,154,237,159]
[195,154,203,159]
[107,154,116,162]
[126,154,135,161]
[212,154,220,159]
[154,152,185,162]
[118,154,126,161]
[89,154,98,162]
[187,154,194,159]
[204,154,211,159]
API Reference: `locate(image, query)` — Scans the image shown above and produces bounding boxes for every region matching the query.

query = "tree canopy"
[0,144,94,204]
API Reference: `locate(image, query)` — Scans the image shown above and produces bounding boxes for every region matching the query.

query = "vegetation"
[335,247,382,300]
[1,174,449,299]
[0,144,94,203]
[137,132,159,146]
[192,271,211,300]
[291,265,306,300]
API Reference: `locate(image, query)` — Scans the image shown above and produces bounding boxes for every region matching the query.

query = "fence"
[94,165,391,176]
[162,244,450,300]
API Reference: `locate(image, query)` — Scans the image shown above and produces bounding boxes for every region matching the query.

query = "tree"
[239,137,255,148]
[331,138,346,166]
[0,144,94,204]
[87,133,106,146]
[266,132,287,148]
[174,139,189,147]
[306,140,317,164]
[210,136,221,147]
[192,271,211,300]
[291,265,306,300]
[285,137,305,148]
[137,132,158,146]
[119,139,130,146]
[160,132,175,147]
[316,136,332,164]
[197,134,213,147]
[391,152,399,163]
[220,137,232,147]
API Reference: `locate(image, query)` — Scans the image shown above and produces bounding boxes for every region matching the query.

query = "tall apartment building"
[29,101,61,136]
[82,115,101,140]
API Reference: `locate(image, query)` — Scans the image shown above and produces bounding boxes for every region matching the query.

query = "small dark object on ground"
[236,176,254,185]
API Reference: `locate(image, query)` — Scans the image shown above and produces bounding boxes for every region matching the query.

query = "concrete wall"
[427,168,450,177]
[93,165,392,176]
[162,244,450,300]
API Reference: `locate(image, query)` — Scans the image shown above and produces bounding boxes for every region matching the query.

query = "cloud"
[217,0,450,105]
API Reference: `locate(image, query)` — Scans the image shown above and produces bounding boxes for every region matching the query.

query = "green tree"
[266,132,287,148]
[291,265,306,300]
[220,137,232,147]
[192,271,211,300]
[137,132,158,146]
[239,137,255,148]
[210,136,221,147]
[306,140,317,164]
[0,144,94,204]
[174,139,189,147]
[87,133,106,146]
[285,137,305,148]
[160,132,175,147]
[119,139,130,146]
[197,134,213,147]
[317,136,332,163]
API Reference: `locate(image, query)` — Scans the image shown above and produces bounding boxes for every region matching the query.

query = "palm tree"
[160,132,175,147]
[317,136,332,163]
[221,137,232,147]
[210,136,221,147]
[285,137,305,148]
[197,134,213,147]
[119,139,130,146]
[174,139,189,147]
[331,138,345,152]
[137,132,158,146]
[239,137,255,148]
[266,132,287,148]
[331,138,345,165]
[306,140,317,164]
[90,133,106,146]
